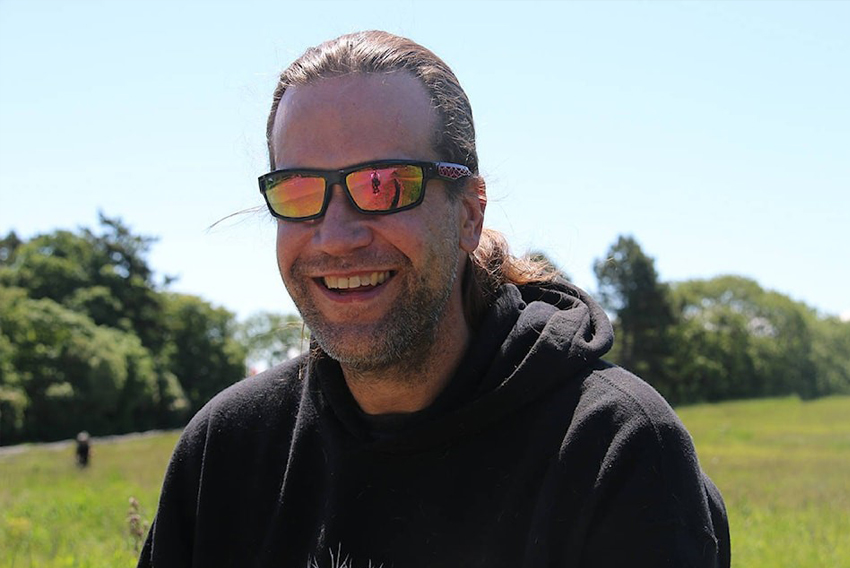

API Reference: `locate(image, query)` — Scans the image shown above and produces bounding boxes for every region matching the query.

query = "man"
[140,31,730,567]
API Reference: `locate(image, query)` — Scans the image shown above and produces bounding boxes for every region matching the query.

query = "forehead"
[270,72,439,170]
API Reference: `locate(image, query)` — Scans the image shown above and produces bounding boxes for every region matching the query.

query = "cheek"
[275,222,305,276]
[416,206,464,264]
[373,215,441,263]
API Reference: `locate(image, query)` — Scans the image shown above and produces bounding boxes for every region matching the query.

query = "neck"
[341,306,471,415]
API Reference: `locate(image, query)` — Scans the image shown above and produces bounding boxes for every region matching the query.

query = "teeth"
[324,271,390,290]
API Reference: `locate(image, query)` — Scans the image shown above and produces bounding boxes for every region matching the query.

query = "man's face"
[270,72,481,374]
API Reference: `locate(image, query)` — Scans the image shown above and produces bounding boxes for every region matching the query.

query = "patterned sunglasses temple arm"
[435,162,472,180]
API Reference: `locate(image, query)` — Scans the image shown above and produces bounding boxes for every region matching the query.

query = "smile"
[322,271,392,290]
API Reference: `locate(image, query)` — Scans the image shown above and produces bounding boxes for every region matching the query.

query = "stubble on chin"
[287,257,459,385]
[301,271,456,384]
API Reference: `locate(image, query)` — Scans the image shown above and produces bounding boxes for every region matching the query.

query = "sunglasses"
[259,159,472,221]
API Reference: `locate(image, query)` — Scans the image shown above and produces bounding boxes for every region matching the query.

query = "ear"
[458,176,487,253]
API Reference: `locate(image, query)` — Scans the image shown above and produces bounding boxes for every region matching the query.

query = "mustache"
[290,252,409,275]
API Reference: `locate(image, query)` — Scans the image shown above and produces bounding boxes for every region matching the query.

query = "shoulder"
[178,355,311,447]
[556,364,727,565]
[139,358,313,566]
[206,355,308,416]
[560,362,709,517]
[572,362,692,446]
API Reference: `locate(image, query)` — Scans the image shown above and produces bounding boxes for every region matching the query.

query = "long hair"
[267,31,557,328]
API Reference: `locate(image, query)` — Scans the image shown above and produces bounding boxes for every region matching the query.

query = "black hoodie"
[139,282,730,567]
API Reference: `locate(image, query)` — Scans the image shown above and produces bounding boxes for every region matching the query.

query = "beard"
[284,227,461,381]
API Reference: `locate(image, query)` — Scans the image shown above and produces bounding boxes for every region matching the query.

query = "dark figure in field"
[75,431,90,468]
[140,30,730,567]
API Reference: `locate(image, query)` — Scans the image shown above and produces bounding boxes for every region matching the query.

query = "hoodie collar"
[312,280,613,449]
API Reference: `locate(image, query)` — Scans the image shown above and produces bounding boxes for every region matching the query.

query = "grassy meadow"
[1,396,848,567]
[0,431,180,567]
[678,396,850,567]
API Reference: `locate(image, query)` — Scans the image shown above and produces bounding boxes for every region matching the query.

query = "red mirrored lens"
[346,165,424,212]
[265,175,326,219]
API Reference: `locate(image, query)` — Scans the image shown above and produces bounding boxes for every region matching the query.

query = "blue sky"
[1,0,848,320]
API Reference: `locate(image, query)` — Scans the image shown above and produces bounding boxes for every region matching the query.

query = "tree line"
[1,219,848,444]
[0,215,247,444]
[594,235,850,405]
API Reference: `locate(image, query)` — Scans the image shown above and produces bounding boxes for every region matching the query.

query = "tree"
[81,213,166,350]
[0,216,245,443]
[160,293,247,413]
[670,276,819,402]
[237,311,307,372]
[593,235,675,395]
[0,231,22,265]
[1,214,164,350]
[0,285,169,442]
[1,230,94,303]
[809,315,850,396]
[0,321,27,444]
[666,278,759,402]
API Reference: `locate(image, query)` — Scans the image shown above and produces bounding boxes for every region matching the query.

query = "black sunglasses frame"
[258,159,472,222]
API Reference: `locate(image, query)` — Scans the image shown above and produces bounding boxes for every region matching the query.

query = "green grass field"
[1,396,848,567]
[678,396,850,567]
[0,431,180,567]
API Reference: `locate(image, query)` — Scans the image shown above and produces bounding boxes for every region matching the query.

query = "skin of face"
[270,72,484,398]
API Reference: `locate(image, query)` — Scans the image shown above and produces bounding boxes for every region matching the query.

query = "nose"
[312,184,373,255]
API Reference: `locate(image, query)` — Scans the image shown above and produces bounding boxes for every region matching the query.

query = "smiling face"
[270,72,483,375]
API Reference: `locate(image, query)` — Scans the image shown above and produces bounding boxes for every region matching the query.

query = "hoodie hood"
[476,280,614,392]
[313,280,614,450]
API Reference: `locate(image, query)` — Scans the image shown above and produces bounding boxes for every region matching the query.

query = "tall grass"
[1,396,848,567]
[0,432,179,567]
[678,396,850,567]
